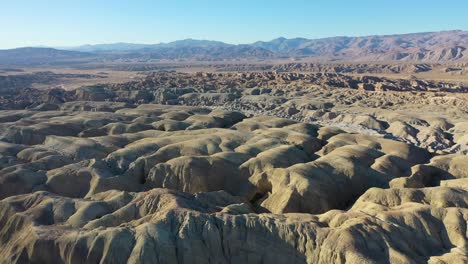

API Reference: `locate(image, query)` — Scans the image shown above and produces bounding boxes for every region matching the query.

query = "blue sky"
[1,0,467,48]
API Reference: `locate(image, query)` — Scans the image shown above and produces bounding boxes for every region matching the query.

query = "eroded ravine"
[0,103,466,263]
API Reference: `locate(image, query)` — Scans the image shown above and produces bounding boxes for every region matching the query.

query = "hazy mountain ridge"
[70,39,232,52]
[0,47,94,66]
[0,30,466,65]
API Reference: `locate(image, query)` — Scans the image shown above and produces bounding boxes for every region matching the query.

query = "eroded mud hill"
[0,103,466,263]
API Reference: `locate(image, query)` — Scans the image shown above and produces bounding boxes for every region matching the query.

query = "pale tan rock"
[0,103,466,264]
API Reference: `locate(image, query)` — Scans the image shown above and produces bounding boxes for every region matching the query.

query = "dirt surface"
[0,62,467,264]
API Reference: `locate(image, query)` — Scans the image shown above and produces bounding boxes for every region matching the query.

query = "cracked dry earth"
[0,103,467,264]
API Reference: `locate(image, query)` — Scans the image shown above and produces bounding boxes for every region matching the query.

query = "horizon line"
[2,29,466,50]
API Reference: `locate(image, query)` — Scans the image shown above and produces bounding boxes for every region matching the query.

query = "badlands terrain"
[0,32,467,264]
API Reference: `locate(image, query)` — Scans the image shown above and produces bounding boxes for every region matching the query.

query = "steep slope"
[0,103,466,263]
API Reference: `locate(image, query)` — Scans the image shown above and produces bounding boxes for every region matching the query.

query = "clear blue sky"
[1,0,467,49]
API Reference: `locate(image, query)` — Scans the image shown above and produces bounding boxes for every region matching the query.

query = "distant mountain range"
[1,30,467,65]
[0,47,94,66]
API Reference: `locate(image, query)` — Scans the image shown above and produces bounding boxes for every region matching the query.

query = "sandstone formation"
[2,71,468,152]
